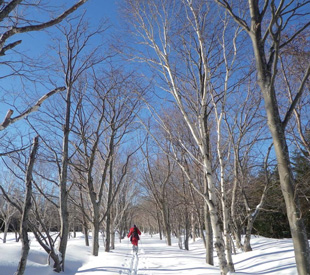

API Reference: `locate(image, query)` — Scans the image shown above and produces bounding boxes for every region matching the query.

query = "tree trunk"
[261,86,310,273]
[57,84,72,272]
[184,209,190,251]
[105,213,111,252]
[105,159,114,252]
[247,2,310,272]
[79,187,89,247]
[199,216,206,248]
[83,224,89,247]
[92,205,100,256]
[58,182,69,272]
[243,214,254,252]
[220,167,234,271]
[203,156,230,274]
[161,204,171,246]
[15,230,19,242]
[204,179,213,266]
[156,208,162,240]
[16,223,31,275]
[16,136,38,275]
[231,160,242,251]
[3,220,9,243]
[191,212,196,242]
[176,225,183,249]
[73,216,76,238]
[110,230,115,250]
[222,203,234,271]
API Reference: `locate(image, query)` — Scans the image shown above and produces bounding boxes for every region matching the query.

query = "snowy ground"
[0,232,299,275]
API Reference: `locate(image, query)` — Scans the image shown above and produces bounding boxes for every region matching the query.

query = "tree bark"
[79,187,89,247]
[105,213,111,252]
[16,136,39,275]
[105,149,115,253]
[184,209,190,251]
[212,1,310,273]
[83,224,89,247]
[191,212,196,243]
[92,205,100,256]
[250,10,310,272]
[0,87,65,132]
[110,228,115,250]
[156,208,163,241]
[57,83,72,272]
[3,220,10,243]
[204,201,213,265]
[161,203,172,246]
[261,85,310,273]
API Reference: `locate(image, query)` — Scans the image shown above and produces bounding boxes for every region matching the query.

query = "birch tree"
[123,1,244,272]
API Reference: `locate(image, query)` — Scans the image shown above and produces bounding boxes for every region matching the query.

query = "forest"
[0,1,310,275]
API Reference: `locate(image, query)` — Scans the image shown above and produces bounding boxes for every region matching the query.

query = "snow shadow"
[75,266,129,274]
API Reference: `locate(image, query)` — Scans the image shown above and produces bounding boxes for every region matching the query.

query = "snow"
[0,232,299,275]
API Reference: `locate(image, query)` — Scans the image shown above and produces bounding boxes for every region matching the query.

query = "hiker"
[127,224,141,254]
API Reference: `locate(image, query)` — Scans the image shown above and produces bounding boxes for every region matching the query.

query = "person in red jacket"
[127,224,141,254]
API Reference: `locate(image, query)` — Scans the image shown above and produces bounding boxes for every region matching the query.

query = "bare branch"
[282,63,310,128]
[0,0,22,21]
[0,0,89,53]
[0,86,65,131]
[280,21,310,49]
[0,185,22,213]
[213,0,250,32]
[0,40,22,56]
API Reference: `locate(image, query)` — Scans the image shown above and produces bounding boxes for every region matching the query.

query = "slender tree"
[214,1,310,273]
[15,136,39,275]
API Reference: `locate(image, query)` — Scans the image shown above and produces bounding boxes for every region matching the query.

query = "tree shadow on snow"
[234,250,296,274]
[75,266,129,274]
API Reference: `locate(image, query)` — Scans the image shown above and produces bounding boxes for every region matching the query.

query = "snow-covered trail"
[133,235,219,275]
[76,234,219,275]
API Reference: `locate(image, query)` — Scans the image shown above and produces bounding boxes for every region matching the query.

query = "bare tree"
[15,136,39,275]
[0,176,19,243]
[109,170,137,249]
[123,1,245,272]
[0,0,90,140]
[0,1,89,56]
[24,17,108,271]
[0,137,39,275]
[140,143,175,246]
[68,67,144,255]
[223,83,268,251]
[214,1,310,273]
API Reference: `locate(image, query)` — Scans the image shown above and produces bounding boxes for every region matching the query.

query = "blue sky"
[84,0,120,27]
[0,0,121,119]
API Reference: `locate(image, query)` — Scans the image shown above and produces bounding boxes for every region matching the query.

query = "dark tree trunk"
[16,136,39,275]
[105,213,111,252]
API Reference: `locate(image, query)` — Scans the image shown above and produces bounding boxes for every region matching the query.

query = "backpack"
[131,227,140,240]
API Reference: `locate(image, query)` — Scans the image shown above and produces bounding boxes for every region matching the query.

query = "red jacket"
[127,226,141,246]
